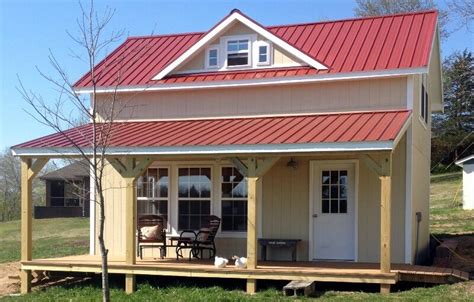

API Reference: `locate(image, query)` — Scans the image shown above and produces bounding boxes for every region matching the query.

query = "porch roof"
[11,110,411,157]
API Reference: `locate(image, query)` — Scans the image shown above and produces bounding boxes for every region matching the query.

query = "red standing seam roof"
[73,10,438,89]
[12,110,411,151]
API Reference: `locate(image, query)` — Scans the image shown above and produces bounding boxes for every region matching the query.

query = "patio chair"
[176,215,221,260]
[137,215,167,259]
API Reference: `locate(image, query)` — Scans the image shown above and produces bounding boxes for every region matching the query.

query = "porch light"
[286,158,298,170]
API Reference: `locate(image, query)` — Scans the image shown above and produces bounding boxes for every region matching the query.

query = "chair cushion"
[140,225,160,240]
[197,228,210,242]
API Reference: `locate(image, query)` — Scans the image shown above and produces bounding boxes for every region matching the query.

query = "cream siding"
[97,77,407,121]
[428,29,443,111]
[174,22,301,74]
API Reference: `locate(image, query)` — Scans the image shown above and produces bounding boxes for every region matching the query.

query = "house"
[12,9,449,295]
[35,161,90,219]
[455,155,474,210]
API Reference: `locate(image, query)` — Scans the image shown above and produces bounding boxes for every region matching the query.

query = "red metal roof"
[13,110,410,152]
[74,10,438,89]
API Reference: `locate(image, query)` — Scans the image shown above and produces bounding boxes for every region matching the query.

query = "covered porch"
[12,110,413,295]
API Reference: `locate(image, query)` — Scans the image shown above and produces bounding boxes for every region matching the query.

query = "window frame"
[219,166,248,233]
[256,41,271,66]
[221,34,256,69]
[176,166,213,231]
[136,166,171,231]
[420,74,429,126]
[205,45,220,69]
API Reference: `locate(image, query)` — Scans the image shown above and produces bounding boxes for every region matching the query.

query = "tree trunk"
[97,184,110,301]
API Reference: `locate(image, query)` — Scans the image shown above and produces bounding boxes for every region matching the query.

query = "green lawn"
[430,173,474,235]
[1,174,474,300]
[0,217,89,263]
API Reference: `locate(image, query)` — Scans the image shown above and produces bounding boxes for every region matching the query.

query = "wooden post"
[124,177,136,294]
[20,157,48,294]
[380,155,392,294]
[246,175,258,294]
[240,156,279,294]
[109,157,152,294]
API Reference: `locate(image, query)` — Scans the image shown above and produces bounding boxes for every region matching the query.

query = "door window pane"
[321,169,348,214]
[137,167,169,224]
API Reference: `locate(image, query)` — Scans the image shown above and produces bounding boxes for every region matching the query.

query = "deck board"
[21,255,468,285]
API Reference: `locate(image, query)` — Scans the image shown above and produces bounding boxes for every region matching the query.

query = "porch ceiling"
[11,110,411,157]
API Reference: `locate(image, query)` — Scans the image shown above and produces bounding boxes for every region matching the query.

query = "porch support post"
[380,154,392,294]
[20,157,48,294]
[109,157,153,294]
[237,156,278,294]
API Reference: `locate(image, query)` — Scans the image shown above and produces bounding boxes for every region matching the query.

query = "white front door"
[311,161,356,260]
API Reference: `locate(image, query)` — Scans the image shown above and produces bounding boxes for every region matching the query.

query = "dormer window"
[227,39,250,67]
[206,46,219,69]
[256,41,271,66]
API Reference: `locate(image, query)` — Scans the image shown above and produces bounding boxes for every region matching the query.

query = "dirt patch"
[0,262,20,297]
[450,236,474,273]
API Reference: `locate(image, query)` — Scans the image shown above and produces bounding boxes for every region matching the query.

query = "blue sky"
[0,0,472,150]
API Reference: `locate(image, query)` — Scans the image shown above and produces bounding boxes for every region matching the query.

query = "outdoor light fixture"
[286,158,298,170]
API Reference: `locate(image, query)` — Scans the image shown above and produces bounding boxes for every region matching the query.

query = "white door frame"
[308,159,359,261]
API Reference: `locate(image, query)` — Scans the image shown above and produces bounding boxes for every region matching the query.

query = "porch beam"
[20,157,48,294]
[229,157,248,177]
[379,154,392,294]
[108,157,153,294]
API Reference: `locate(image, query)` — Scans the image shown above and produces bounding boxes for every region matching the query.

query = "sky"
[0,0,473,151]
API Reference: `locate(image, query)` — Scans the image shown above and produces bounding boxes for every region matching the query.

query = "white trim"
[393,116,412,149]
[221,34,255,69]
[74,67,428,94]
[308,160,359,261]
[173,62,303,75]
[404,125,413,264]
[407,76,414,110]
[205,45,220,69]
[255,40,271,66]
[89,164,95,255]
[12,141,396,157]
[151,11,328,81]
[455,155,474,166]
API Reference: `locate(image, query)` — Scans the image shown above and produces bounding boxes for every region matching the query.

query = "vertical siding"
[99,77,407,121]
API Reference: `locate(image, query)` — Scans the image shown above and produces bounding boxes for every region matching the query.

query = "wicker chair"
[137,215,167,259]
[176,215,221,260]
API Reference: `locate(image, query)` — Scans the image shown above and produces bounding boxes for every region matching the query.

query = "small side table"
[258,238,301,261]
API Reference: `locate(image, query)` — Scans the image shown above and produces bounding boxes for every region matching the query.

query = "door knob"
[312,214,318,218]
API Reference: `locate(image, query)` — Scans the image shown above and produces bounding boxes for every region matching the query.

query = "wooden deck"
[21,255,469,285]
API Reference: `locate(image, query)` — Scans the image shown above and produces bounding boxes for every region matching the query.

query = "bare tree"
[447,0,474,31]
[17,1,127,301]
[354,0,450,39]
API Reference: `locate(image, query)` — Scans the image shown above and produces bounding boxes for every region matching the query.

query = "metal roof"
[12,110,411,156]
[74,10,438,89]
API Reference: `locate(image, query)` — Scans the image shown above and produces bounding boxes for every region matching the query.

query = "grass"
[430,172,474,235]
[0,217,89,263]
[1,174,474,300]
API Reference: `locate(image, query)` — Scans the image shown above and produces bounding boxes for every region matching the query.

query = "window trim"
[256,41,271,66]
[221,34,257,69]
[176,165,213,232]
[205,45,220,69]
[219,166,248,234]
[136,166,171,231]
[420,74,429,127]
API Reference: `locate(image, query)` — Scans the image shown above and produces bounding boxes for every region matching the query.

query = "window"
[206,46,219,69]
[178,167,211,230]
[321,170,348,214]
[256,41,270,65]
[421,75,429,124]
[227,39,249,66]
[221,167,247,232]
[137,168,169,223]
[49,180,83,207]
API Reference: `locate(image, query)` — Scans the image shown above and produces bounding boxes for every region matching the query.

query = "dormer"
[152,9,328,80]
